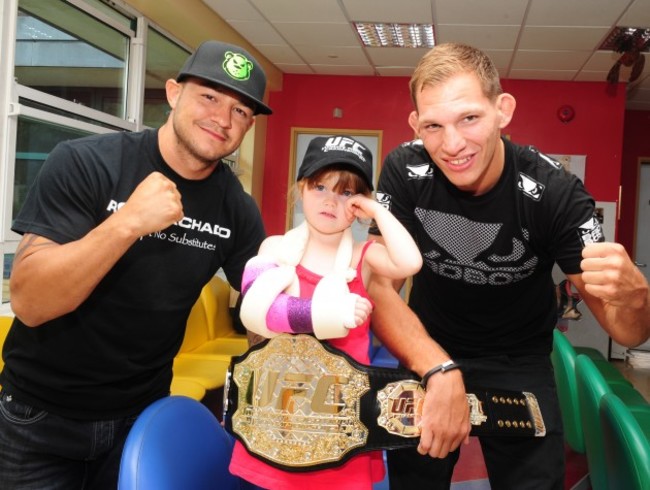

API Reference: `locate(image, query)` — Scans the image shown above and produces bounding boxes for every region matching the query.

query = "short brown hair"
[409,43,503,109]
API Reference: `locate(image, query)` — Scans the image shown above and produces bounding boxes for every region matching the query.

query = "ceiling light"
[354,22,435,48]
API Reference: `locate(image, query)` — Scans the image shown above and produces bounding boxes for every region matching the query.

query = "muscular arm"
[569,242,650,347]
[368,237,470,458]
[10,172,183,326]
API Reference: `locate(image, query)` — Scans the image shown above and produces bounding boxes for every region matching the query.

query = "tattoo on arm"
[14,234,56,262]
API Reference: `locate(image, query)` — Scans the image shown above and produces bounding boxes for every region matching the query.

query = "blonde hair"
[409,43,503,109]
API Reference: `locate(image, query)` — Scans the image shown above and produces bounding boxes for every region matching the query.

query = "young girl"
[229,135,422,489]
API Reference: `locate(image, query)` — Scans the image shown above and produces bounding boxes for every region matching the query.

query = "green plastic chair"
[575,354,648,490]
[599,392,650,490]
[550,329,630,453]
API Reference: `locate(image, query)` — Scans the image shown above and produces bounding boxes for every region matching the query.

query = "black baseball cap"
[176,40,272,115]
[298,136,374,190]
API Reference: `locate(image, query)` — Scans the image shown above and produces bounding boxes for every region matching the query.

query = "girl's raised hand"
[346,194,379,221]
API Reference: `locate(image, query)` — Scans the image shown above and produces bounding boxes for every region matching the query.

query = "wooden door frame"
[633,157,650,259]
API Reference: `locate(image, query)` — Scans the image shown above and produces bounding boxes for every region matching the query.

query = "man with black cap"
[0,40,271,489]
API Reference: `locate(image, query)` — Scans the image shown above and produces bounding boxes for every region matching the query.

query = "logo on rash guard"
[176,216,230,238]
[517,173,545,201]
[577,215,604,246]
[106,199,231,238]
[406,164,434,180]
[376,192,391,211]
[415,208,538,286]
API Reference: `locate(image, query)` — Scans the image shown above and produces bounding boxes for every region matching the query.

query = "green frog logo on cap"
[223,51,253,81]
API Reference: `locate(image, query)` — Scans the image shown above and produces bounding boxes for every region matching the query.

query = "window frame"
[0,0,190,314]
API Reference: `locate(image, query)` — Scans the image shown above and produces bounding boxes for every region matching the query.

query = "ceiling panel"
[518,27,611,51]
[342,0,433,23]
[434,0,529,25]
[273,22,359,46]
[525,0,633,26]
[250,0,349,22]
[291,45,369,65]
[436,25,521,49]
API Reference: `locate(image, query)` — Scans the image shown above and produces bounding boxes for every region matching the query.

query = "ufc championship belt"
[223,334,546,471]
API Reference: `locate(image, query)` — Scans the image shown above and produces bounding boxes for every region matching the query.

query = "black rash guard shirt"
[370,138,603,358]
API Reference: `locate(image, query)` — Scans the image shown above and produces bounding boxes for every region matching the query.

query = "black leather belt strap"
[223,334,546,472]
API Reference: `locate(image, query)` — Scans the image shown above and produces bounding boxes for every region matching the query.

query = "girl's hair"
[290,165,372,205]
[409,42,503,110]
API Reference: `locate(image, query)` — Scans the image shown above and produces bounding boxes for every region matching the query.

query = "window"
[144,27,190,128]
[0,0,189,309]
[12,116,93,220]
[16,0,132,118]
[2,254,13,305]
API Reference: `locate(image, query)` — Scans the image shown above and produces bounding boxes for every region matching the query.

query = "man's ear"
[496,93,516,129]
[165,79,181,110]
[408,110,420,136]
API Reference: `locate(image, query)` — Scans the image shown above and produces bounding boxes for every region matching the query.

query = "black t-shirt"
[370,138,603,358]
[1,129,265,419]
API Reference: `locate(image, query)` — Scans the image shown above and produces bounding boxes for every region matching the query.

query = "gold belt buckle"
[377,383,492,437]
[231,334,370,468]
[377,380,424,437]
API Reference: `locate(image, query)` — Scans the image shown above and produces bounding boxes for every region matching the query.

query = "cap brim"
[299,155,373,190]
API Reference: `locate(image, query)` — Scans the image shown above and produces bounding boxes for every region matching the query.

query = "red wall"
[262,74,627,239]
[620,110,650,252]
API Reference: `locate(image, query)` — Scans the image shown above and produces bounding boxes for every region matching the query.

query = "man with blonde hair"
[369,43,649,489]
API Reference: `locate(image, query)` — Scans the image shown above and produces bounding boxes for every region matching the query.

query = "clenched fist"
[118,172,184,237]
[581,242,648,309]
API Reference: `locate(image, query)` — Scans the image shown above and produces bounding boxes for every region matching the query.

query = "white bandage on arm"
[240,223,359,340]
[311,275,360,339]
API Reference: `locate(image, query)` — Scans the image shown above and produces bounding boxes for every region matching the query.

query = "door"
[636,162,650,283]
[632,162,650,351]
